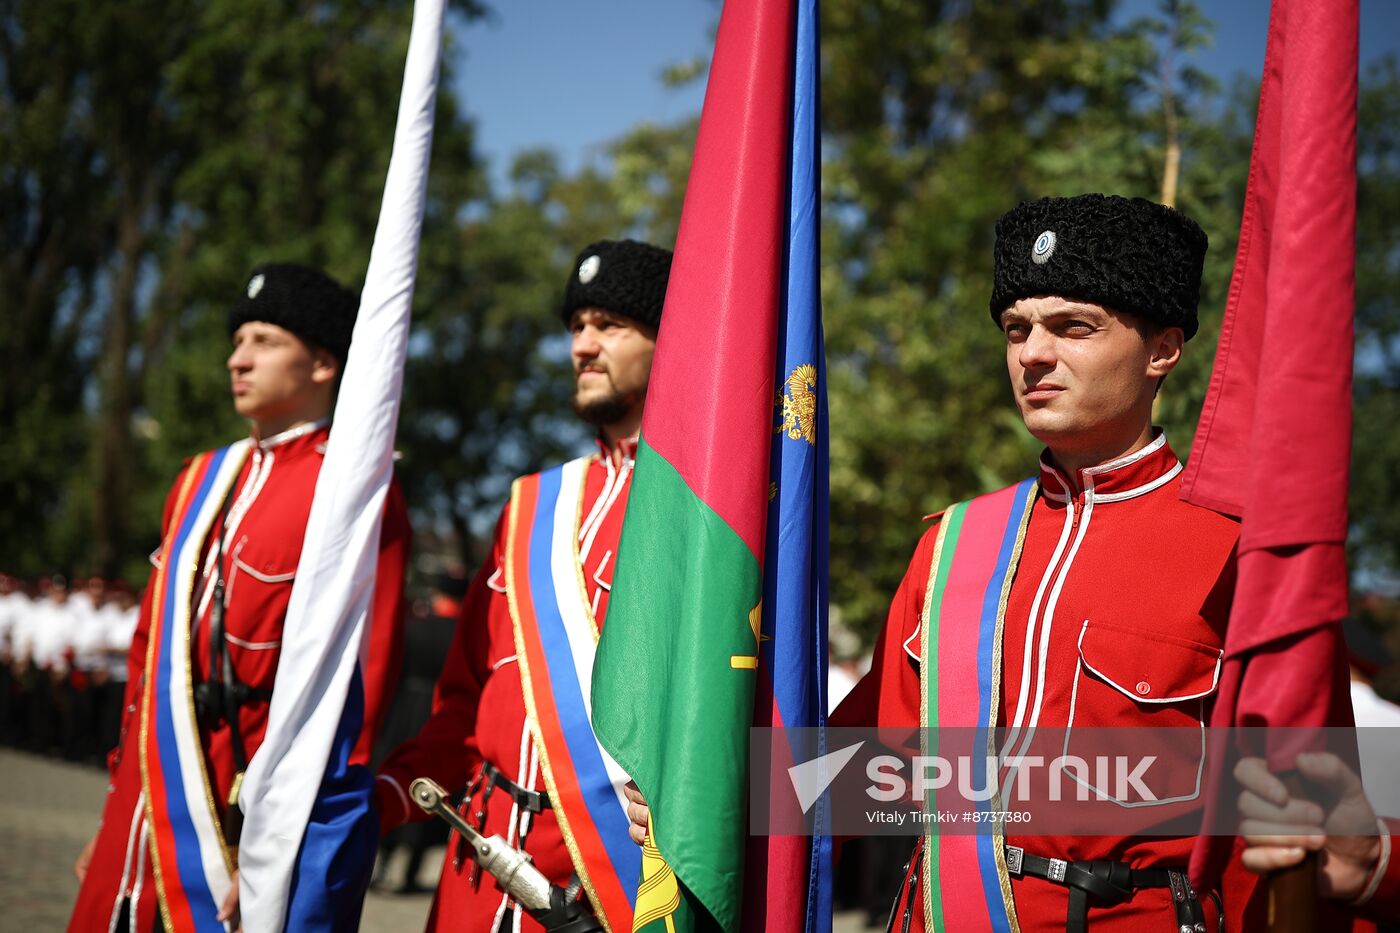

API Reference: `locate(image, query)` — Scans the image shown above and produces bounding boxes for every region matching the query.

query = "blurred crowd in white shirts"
[0,572,139,762]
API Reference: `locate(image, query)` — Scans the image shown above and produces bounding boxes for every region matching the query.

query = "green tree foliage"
[1,0,488,582]
[1351,57,1400,587]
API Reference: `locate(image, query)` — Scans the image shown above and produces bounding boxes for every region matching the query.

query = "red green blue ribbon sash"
[139,441,250,933]
[505,457,640,932]
[920,478,1037,933]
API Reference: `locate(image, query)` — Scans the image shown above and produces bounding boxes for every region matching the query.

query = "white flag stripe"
[235,1,446,929]
[163,442,248,910]
[181,449,249,908]
[546,459,633,815]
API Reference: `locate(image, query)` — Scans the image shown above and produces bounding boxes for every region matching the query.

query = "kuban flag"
[235,1,444,929]
[1180,0,1358,903]
[590,0,830,930]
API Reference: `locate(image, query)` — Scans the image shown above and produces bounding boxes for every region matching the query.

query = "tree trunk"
[90,177,148,577]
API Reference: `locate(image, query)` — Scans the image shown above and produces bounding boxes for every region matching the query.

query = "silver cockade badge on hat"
[1031,230,1057,265]
[247,273,266,298]
[578,255,601,284]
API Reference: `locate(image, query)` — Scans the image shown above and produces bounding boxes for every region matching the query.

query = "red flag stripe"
[640,0,796,562]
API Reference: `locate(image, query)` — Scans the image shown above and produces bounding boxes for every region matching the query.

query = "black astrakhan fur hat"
[561,239,673,329]
[989,194,1208,339]
[228,263,359,364]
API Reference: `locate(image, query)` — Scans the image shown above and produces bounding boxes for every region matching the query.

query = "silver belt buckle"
[1005,845,1024,875]
[1047,858,1068,883]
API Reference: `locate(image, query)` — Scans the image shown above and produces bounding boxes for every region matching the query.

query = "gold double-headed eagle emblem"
[777,363,818,446]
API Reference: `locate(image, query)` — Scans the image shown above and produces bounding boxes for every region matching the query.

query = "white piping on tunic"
[128,819,147,930]
[1002,466,1075,757]
[195,447,275,621]
[224,632,281,651]
[224,446,271,543]
[107,794,146,933]
[511,739,540,933]
[591,549,613,617]
[256,418,327,451]
[210,418,324,605]
[1004,439,1183,766]
[1023,477,1096,737]
[578,456,617,554]
[375,774,411,822]
[230,554,297,584]
[580,456,631,564]
[520,740,540,842]
[902,622,921,663]
[1092,460,1182,503]
[493,719,535,930]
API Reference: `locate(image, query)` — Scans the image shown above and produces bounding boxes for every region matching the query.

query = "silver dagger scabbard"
[409,776,555,913]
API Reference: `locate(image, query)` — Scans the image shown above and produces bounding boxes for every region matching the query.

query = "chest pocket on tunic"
[1062,620,1223,806]
[221,537,297,686]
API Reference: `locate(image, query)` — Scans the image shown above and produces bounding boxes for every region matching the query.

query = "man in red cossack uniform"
[374,239,671,933]
[70,263,410,932]
[830,195,1276,932]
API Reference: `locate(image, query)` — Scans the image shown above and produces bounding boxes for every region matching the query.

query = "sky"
[453,0,1400,188]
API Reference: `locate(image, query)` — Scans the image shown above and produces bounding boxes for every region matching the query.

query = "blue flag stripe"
[156,446,229,931]
[528,466,642,901]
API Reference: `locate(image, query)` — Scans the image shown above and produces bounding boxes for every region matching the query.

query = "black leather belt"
[482,761,551,814]
[1005,845,1210,933]
[193,681,272,725]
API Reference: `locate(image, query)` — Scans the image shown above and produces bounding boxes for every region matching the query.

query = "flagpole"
[1268,774,1318,932]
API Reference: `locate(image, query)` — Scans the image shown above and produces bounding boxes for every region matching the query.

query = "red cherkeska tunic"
[70,422,410,933]
[375,439,634,933]
[834,434,1272,932]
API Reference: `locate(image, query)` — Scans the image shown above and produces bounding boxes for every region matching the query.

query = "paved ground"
[0,749,872,931]
[0,748,435,931]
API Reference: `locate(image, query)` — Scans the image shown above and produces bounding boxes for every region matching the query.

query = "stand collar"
[253,418,330,455]
[1039,430,1183,504]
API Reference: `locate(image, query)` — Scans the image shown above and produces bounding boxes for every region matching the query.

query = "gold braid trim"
[140,455,205,933]
[918,506,955,933]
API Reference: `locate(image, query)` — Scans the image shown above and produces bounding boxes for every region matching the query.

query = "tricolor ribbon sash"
[504,457,641,932]
[920,478,1037,933]
[139,441,251,933]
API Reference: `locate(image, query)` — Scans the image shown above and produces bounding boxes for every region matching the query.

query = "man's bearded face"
[569,307,657,430]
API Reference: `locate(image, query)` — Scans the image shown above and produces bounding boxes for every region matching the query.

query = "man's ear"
[1147,326,1184,380]
[310,347,340,387]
